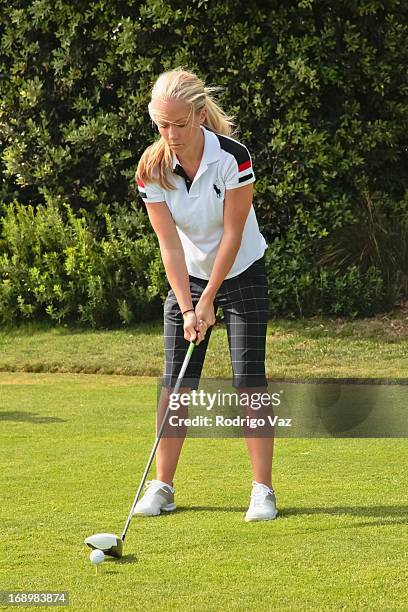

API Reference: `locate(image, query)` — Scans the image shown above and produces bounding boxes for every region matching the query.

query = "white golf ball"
[90,549,105,565]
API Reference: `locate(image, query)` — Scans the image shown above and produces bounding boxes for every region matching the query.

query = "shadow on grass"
[106,554,137,564]
[0,411,66,423]
[175,504,408,522]
[175,505,246,514]
[280,505,408,519]
[280,513,408,535]
[349,518,408,528]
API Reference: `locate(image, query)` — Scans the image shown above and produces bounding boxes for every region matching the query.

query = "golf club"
[84,339,196,558]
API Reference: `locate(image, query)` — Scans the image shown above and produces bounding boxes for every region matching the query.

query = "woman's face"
[149,98,206,155]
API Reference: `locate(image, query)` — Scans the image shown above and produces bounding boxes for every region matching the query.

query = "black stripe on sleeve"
[238,172,254,183]
[216,133,251,165]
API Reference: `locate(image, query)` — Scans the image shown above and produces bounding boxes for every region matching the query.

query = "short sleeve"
[224,147,256,190]
[136,178,166,204]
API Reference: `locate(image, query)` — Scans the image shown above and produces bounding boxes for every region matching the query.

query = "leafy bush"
[0,200,165,327]
[1,0,408,321]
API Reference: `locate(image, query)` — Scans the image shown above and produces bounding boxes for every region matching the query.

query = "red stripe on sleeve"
[238,159,252,172]
[136,177,145,188]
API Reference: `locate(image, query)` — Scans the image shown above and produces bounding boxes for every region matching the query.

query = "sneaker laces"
[251,481,274,506]
[144,479,172,497]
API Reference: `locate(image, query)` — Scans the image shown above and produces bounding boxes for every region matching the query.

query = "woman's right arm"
[145,201,192,313]
[145,202,206,344]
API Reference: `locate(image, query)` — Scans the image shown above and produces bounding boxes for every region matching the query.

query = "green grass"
[0,371,407,611]
[0,318,407,610]
[0,315,408,378]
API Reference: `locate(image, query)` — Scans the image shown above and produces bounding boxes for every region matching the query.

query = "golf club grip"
[121,340,196,541]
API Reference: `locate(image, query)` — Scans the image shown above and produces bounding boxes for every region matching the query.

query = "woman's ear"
[200,106,208,125]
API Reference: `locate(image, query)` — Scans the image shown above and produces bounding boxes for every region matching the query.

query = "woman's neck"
[177,127,205,168]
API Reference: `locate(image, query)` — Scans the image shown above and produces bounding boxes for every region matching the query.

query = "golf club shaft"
[121,340,196,541]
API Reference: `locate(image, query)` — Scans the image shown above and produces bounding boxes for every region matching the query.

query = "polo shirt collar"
[172,126,221,170]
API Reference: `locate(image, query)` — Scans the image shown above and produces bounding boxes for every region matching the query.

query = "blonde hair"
[136,68,235,190]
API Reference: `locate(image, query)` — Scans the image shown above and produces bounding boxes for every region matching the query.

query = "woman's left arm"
[195,183,254,324]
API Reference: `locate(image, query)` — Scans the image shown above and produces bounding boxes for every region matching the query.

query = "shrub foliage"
[1,0,408,324]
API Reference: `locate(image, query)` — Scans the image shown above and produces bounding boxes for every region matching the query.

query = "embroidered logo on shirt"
[213,183,221,198]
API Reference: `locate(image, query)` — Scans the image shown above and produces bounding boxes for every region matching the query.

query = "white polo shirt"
[137,126,267,280]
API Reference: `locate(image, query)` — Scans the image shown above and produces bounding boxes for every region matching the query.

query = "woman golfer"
[134,68,276,521]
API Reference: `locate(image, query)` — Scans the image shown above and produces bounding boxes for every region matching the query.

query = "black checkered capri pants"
[162,255,269,390]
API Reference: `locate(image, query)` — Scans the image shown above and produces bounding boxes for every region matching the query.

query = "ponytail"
[203,86,235,136]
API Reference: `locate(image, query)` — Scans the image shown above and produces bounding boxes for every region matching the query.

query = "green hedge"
[1,0,408,324]
[0,200,166,327]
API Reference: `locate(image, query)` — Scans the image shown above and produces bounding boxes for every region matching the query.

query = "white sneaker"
[133,480,176,516]
[245,481,278,522]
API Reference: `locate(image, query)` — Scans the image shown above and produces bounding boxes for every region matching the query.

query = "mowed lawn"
[0,320,408,610]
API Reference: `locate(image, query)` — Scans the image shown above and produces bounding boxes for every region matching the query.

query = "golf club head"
[84,533,123,558]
